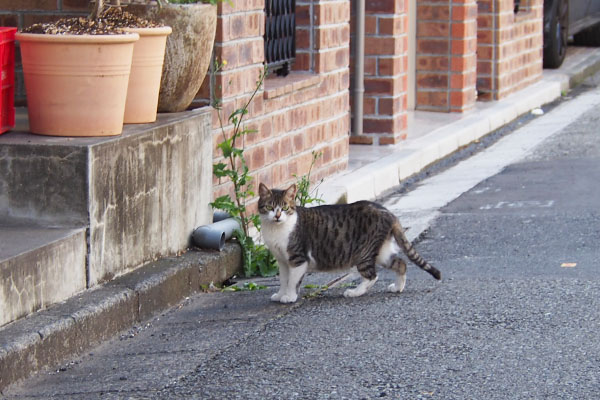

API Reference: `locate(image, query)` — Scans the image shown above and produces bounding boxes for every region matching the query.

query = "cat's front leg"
[279,262,307,303]
[271,261,290,302]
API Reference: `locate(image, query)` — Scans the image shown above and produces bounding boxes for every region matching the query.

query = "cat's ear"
[258,183,271,199]
[285,184,297,202]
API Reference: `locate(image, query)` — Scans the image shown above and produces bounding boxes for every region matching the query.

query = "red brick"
[349,136,374,145]
[219,0,264,14]
[417,39,449,54]
[295,4,311,25]
[315,2,350,25]
[366,0,405,14]
[62,0,89,11]
[451,38,476,55]
[378,57,404,76]
[0,0,57,11]
[450,89,476,110]
[452,4,477,21]
[452,21,477,38]
[364,78,393,95]
[417,73,448,89]
[378,97,405,115]
[248,145,266,170]
[417,55,449,71]
[416,90,449,108]
[418,4,450,20]
[363,117,394,134]
[362,97,376,115]
[418,21,450,37]
[379,134,407,145]
[0,14,18,27]
[378,16,405,36]
[365,16,377,35]
[365,36,403,56]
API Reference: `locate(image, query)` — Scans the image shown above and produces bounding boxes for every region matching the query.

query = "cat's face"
[258,183,297,224]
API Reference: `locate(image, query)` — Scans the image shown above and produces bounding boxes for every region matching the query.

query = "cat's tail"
[392,222,441,280]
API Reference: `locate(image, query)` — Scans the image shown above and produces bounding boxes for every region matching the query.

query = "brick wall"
[0,0,89,105]
[415,0,478,112]
[7,0,351,208]
[211,0,350,211]
[476,0,543,100]
[347,0,410,145]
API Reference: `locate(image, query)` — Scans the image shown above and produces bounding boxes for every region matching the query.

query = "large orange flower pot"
[123,26,172,124]
[16,32,139,137]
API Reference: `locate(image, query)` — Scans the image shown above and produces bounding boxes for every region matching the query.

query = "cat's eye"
[282,205,289,211]
[265,205,274,211]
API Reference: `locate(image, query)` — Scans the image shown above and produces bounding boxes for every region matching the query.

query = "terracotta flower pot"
[16,32,139,137]
[123,26,172,123]
[128,3,217,112]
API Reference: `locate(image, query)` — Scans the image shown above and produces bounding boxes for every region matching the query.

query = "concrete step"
[1,108,213,288]
[0,223,87,327]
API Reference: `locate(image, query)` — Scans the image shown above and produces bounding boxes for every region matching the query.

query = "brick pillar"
[476,0,543,100]
[296,0,350,74]
[349,0,409,145]
[415,0,477,113]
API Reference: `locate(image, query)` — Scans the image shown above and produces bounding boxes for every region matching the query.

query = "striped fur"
[259,183,441,303]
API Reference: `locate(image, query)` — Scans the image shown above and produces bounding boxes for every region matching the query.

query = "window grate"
[264,0,296,76]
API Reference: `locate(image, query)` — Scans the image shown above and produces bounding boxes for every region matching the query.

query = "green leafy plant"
[221,281,267,292]
[210,61,326,278]
[210,60,278,278]
[294,151,325,207]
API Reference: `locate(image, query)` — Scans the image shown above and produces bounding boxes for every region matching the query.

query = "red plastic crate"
[0,27,16,134]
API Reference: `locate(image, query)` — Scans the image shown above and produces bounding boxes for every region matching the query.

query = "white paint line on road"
[386,87,600,241]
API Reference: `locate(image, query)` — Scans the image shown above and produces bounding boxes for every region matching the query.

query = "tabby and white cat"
[258,183,441,303]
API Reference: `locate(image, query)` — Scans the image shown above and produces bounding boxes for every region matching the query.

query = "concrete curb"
[321,77,564,205]
[0,244,241,392]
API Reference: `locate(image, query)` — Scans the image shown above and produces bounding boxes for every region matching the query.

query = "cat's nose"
[275,211,281,220]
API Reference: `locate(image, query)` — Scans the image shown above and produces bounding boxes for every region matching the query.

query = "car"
[543,0,600,68]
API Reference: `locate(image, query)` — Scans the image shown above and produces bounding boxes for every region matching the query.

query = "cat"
[258,183,441,303]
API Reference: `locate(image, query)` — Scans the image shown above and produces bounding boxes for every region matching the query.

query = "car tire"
[543,0,569,69]
[573,23,600,46]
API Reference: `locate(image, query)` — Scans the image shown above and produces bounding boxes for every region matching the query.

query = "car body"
[543,0,600,68]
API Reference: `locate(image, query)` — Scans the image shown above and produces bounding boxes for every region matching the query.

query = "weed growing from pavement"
[210,60,277,278]
[210,60,324,278]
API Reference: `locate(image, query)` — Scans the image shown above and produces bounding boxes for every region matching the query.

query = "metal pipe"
[352,0,365,137]
[192,217,240,251]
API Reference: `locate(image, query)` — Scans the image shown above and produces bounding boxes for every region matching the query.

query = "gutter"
[352,0,365,137]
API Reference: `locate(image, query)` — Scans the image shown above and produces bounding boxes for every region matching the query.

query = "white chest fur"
[260,213,297,264]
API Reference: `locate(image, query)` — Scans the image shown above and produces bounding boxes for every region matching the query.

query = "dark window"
[264,0,296,76]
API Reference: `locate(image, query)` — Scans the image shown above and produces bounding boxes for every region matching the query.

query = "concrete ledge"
[0,243,242,392]
[0,108,214,288]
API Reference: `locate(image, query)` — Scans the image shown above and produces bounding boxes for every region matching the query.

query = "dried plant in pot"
[15,1,144,136]
[127,0,219,112]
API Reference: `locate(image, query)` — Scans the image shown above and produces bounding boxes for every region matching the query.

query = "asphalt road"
[4,88,600,399]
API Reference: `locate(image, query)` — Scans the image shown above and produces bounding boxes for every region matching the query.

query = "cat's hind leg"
[386,256,407,293]
[344,263,378,298]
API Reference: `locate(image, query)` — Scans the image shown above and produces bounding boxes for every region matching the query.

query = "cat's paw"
[279,293,298,303]
[387,282,405,293]
[271,292,284,302]
[343,288,364,298]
